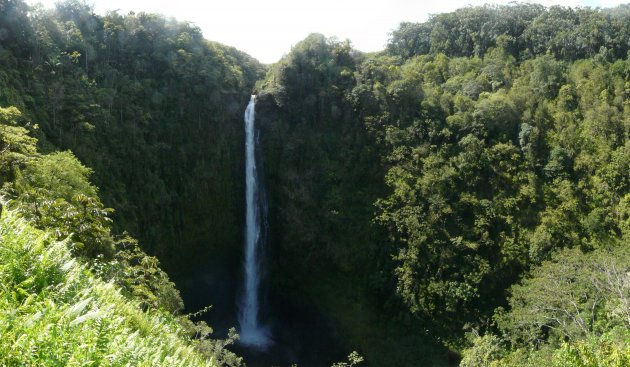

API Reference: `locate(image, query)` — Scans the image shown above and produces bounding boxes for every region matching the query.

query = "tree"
[0,106,38,184]
[8,151,115,258]
[497,246,630,346]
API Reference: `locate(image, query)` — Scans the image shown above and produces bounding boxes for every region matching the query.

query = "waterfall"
[239,95,271,348]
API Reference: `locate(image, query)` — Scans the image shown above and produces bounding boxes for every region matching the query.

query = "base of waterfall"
[239,325,273,349]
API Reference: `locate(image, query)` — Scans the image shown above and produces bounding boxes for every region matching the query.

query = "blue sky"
[26,0,630,64]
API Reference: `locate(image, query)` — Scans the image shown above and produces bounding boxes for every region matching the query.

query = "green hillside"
[0,209,218,367]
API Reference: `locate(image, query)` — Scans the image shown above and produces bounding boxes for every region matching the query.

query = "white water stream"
[238,95,271,348]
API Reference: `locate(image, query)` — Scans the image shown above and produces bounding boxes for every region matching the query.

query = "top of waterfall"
[251,95,256,102]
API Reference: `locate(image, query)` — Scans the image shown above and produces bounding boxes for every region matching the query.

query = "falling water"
[239,95,271,348]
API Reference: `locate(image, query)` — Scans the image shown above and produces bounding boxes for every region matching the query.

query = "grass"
[0,209,216,367]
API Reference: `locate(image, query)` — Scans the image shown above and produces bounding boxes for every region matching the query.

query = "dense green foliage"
[459,246,630,367]
[370,52,629,327]
[0,104,239,364]
[0,3,263,362]
[0,210,218,366]
[0,105,180,312]
[255,3,629,365]
[0,103,244,366]
[387,3,630,61]
[0,0,263,274]
[258,34,382,283]
[255,35,436,366]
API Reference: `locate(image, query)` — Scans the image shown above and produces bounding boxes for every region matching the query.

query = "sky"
[25,0,630,64]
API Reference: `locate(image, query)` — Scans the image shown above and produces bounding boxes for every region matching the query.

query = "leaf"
[70,309,103,326]
[64,296,93,318]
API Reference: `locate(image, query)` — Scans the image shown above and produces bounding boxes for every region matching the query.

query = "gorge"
[0,1,628,367]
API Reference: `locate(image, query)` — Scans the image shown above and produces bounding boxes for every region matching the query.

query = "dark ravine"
[172,212,346,367]
[231,292,346,367]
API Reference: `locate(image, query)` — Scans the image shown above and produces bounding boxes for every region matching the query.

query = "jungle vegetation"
[0,1,628,366]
